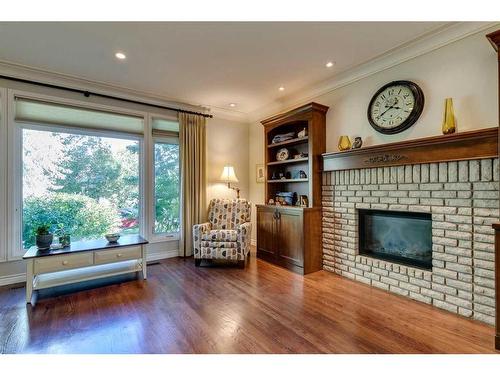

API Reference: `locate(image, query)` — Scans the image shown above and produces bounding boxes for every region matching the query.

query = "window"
[21,127,141,249]
[153,138,180,234]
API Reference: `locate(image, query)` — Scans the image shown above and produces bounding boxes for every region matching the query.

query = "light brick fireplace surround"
[322,157,498,325]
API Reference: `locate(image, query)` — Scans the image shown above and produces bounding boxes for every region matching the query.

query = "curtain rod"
[0,74,213,119]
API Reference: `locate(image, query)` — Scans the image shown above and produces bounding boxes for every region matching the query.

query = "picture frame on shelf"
[256,164,265,183]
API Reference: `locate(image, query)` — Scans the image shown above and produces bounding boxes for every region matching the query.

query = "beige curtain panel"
[179,112,207,257]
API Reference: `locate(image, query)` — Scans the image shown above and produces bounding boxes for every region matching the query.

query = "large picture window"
[153,139,180,234]
[22,127,141,249]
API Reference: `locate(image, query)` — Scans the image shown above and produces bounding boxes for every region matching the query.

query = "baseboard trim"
[0,249,179,287]
[147,249,178,262]
[0,273,26,287]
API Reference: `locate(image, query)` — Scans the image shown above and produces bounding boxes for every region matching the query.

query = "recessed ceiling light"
[279,86,285,91]
[229,103,237,107]
[326,61,335,68]
[115,52,126,60]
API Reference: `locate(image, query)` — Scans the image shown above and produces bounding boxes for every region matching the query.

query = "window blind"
[15,97,144,134]
[152,117,179,137]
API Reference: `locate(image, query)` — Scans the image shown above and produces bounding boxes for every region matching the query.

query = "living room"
[0,1,499,372]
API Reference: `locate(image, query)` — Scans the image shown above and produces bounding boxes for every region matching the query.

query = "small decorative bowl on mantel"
[105,233,121,243]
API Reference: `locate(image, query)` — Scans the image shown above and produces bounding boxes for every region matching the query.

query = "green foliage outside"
[23,193,116,248]
[154,142,180,233]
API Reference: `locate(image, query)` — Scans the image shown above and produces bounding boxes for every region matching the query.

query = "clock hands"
[376,98,401,120]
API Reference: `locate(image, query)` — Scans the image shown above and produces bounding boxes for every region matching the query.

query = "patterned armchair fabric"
[193,199,252,262]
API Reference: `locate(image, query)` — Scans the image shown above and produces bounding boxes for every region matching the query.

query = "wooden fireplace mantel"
[322,127,498,172]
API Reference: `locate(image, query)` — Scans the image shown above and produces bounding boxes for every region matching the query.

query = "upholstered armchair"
[193,198,252,268]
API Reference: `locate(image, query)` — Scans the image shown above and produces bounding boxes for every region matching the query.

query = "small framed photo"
[256,164,265,183]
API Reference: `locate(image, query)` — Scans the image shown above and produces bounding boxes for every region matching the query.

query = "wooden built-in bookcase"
[257,102,328,275]
[263,102,328,207]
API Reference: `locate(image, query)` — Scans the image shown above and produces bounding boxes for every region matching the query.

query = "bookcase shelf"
[267,136,309,149]
[267,157,309,166]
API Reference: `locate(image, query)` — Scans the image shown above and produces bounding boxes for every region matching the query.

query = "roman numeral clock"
[367,80,424,134]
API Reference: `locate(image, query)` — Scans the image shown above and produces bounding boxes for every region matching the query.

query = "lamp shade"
[220,165,239,183]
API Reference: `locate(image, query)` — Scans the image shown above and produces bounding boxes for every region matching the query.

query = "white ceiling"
[0,22,450,114]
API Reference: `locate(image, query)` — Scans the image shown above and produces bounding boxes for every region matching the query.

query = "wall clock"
[367,80,424,134]
[276,148,290,161]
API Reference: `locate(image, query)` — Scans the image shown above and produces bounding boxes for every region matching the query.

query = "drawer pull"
[117,253,123,258]
[62,260,69,265]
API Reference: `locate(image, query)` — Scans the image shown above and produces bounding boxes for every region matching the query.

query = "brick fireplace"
[321,129,498,325]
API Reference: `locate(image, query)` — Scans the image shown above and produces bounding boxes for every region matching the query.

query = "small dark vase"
[352,137,363,149]
[36,234,53,250]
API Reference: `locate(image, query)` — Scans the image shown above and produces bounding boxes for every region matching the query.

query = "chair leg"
[195,259,202,267]
[237,259,245,269]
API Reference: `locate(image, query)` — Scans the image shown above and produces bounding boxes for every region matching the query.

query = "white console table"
[23,235,148,304]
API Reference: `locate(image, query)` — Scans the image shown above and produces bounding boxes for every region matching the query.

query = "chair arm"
[193,222,211,257]
[237,222,252,255]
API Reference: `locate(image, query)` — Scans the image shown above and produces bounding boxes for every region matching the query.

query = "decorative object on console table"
[338,135,351,151]
[220,165,240,198]
[105,233,121,243]
[442,98,456,135]
[35,224,53,250]
[486,28,500,351]
[259,102,328,274]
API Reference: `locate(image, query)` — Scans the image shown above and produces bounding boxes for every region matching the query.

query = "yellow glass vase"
[338,136,352,151]
[442,98,456,135]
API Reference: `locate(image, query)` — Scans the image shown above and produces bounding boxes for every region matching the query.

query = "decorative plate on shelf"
[276,148,290,161]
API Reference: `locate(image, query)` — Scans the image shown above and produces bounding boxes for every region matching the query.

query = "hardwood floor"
[0,254,497,354]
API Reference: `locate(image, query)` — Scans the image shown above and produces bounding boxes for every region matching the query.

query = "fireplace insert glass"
[358,209,432,270]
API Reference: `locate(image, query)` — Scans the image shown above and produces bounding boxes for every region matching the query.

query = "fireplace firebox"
[358,209,432,270]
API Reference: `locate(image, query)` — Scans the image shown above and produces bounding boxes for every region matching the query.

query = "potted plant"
[35,224,53,250]
[57,224,71,247]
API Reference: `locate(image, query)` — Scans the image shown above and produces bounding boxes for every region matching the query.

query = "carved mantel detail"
[364,154,408,164]
[322,128,498,172]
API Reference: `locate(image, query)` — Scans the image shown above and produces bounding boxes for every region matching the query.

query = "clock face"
[368,81,424,134]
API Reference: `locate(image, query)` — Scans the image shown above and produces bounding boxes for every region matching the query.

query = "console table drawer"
[34,252,94,274]
[94,246,141,265]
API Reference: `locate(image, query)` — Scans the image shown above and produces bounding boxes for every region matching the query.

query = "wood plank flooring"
[0,254,497,353]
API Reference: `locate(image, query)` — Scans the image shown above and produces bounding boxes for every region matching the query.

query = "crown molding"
[0,60,249,122]
[248,22,500,122]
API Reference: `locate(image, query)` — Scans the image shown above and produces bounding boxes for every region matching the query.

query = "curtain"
[179,112,207,257]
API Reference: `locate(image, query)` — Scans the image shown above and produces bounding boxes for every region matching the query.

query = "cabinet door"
[257,208,277,258]
[276,209,304,267]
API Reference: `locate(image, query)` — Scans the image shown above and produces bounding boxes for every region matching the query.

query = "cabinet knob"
[117,253,123,258]
[62,260,68,265]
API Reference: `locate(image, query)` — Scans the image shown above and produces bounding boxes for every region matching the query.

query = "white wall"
[248,27,499,241]
[206,117,250,204]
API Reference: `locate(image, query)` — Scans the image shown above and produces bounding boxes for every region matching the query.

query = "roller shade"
[15,97,144,134]
[152,117,179,137]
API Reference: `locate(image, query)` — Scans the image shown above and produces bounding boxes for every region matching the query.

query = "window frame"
[7,89,148,260]
[0,88,7,262]
[148,113,181,242]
